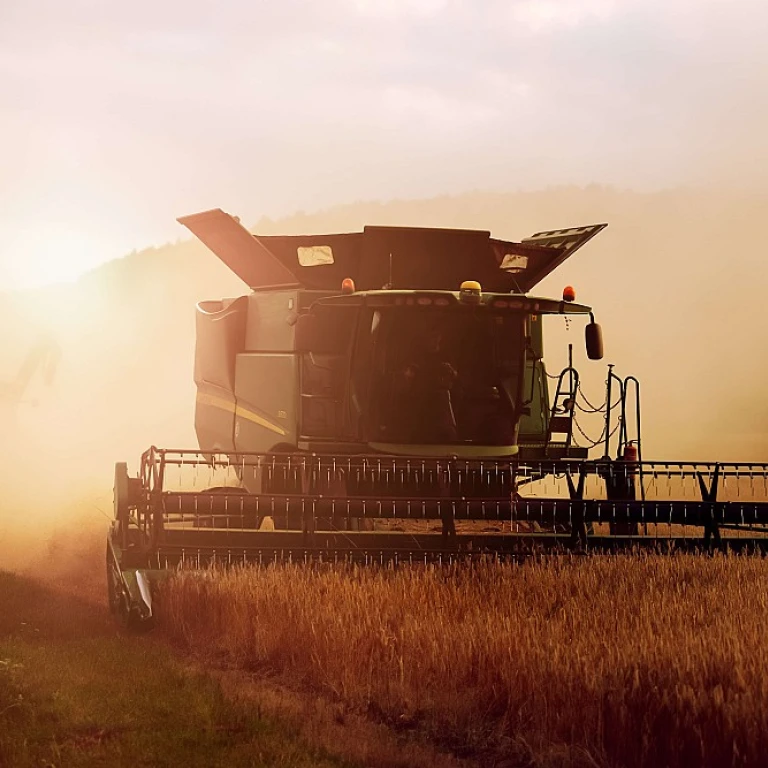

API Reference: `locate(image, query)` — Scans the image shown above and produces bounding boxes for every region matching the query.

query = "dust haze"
[1,186,767,574]
[2,0,768,572]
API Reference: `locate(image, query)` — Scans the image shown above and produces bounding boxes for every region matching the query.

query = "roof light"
[341,277,356,294]
[459,280,482,304]
[563,285,576,302]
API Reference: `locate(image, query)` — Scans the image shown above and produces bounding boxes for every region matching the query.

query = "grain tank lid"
[178,208,606,293]
[511,223,608,291]
[178,208,300,289]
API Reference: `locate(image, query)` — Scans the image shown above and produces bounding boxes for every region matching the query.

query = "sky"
[1,0,767,288]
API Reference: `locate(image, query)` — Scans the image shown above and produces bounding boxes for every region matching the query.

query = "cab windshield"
[366,308,525,445]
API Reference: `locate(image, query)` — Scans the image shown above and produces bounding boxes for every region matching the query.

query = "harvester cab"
[107,209,768,630]
[182,209,606,464]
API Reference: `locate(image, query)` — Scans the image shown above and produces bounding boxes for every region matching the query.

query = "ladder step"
[549,416,573,432]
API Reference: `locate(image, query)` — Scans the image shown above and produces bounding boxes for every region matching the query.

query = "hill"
[0,185,765,520]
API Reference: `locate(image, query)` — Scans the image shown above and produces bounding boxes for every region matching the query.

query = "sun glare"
[3,228,116,291]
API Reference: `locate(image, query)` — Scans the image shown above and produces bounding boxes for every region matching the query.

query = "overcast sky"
[1,0,767,287]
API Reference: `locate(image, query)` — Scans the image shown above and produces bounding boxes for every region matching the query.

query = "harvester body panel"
[233,353,297,453]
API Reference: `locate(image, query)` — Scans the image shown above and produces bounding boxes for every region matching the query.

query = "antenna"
[382,252,394,290]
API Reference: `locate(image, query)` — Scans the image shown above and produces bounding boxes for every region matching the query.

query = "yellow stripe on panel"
[196,391,236,414]
[196,392,287,437]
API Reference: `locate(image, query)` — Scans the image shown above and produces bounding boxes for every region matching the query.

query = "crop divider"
[697,464,722,551]
[565,466,588,550]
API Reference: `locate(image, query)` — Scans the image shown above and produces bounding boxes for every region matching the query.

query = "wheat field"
[157,555,768,767]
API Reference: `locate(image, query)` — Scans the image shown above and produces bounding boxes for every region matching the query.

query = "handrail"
[623,375,643,500]
[547,365,580,448]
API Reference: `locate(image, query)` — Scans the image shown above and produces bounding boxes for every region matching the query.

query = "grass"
[157,554,768,767]
[0,570,352,768]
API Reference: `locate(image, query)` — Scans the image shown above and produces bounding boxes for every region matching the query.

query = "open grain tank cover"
[178,209,606,293]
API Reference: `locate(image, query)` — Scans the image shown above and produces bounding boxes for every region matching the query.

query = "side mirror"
[585,322,604,360]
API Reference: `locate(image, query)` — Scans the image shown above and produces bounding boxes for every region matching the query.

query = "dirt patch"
[206,664,474,768]
[0,570,112,640]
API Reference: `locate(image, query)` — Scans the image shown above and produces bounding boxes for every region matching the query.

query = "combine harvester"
[108,210,768,626]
